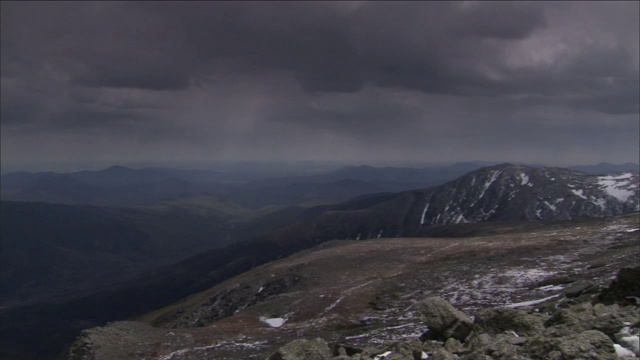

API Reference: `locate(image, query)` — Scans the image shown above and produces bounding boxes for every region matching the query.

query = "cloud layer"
[1,1,638,170]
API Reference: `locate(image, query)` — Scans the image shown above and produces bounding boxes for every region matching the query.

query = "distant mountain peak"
[418,164,639,226]
[103,165,134,172]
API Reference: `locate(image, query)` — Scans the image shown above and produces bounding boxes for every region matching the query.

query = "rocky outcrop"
[419,297,474,341]
[152,271,302,328]
[597,267,640,305]
[473,307,545,337]
[266,338,333,360]
[268,267,640,360]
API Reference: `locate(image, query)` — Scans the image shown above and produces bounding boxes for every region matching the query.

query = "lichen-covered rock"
[465,332,494,352]
[556,330,617,360]
[484,335,530,360]
[332,344,363,358]
[526,330,616,360]
[443,338,463,353]
[266,338,332,360]
[460,352,495,360]
[597,267,640,305]
[461,333,531,360]
[393,338,426,359]
[474,307,545,337]
[429,348,457,360]
[545,308,588,329]
[420,297,473,341]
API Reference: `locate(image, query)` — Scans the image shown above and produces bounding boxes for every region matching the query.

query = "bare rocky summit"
[66,213,639,360]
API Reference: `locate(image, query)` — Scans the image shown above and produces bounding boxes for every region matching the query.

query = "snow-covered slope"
[418,164,639,226]
[253,164,639,244]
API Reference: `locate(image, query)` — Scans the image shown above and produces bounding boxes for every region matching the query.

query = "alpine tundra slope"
[67,213,639,359]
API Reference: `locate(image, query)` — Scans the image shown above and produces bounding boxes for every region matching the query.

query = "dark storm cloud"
[1,1,638,169]
[1,1,550,94]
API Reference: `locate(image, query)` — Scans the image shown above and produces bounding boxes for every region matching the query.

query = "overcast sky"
[1,1,639,171]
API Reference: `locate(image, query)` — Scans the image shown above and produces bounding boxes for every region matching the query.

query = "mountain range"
[0,162,638,359]
[6,161,635,208]
[0,163,494,208]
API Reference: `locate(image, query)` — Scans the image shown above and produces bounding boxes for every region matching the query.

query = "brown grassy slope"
[71,213,640,360]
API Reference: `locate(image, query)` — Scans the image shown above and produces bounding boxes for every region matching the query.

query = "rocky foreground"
[65,215,639,360]
[265,267,640,360]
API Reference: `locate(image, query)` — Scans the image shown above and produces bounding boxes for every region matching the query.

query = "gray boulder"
[430,348,458,360]
[474,307,545,336]
[420,297,474,341]
[556,330,617,360]
[462,333,531,360]
[563,281,596,298]
[526,330,616,360]
[597,267,640,305]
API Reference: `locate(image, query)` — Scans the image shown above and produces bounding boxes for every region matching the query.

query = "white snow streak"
[570,189,587,200]
[536,284,565,291]
[544,201,557,211]
[504,294,561,308]
[477,171,501,201]
[373,351,393,359]
[323,280,377,314]
[420,202,430,225]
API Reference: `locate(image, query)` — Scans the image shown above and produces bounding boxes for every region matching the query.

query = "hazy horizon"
[2,158,640,176]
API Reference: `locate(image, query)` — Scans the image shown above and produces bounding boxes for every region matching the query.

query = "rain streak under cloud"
[1,1,638,171]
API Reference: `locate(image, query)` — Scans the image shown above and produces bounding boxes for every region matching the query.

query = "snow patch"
[594,198,607,210]
[442,267,556,308]
[373,351,393,359]
[503,269,553,283]
[598,173,636,202]
[260,317,286,327]
[519,173,530,186]
[621,335,639,355]
[614,344,636,358]
[618,327,640,355]
[570,189,587,200]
